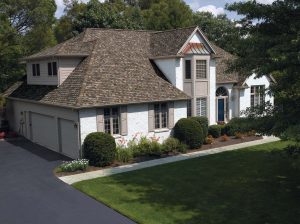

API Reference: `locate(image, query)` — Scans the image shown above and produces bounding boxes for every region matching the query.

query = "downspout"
[77,110,82,159]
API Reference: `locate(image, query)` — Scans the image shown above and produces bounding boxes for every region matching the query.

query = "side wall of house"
[79,101,187,145]
[6,99,80,158]
[239,74,274,114]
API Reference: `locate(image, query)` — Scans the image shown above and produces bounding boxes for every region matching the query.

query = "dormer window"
[48,62,57,76]
[32,64,40,76]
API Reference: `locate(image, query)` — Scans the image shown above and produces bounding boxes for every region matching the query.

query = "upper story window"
[48,62,57,76]
[196,60,207,79]
[104,107,120,135]
[32,64,40,76]
[196,97,207,116]
[251,85,265,107]
[154,103,168,129]
[185,60,191,79]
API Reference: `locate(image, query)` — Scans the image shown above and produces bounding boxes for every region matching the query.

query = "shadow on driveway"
[0,139,135,224]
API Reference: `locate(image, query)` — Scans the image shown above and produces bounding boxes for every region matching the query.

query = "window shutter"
[120,106,128,136]
[148,104,154,132]
[96,108,104,132]
[168,101,174,129]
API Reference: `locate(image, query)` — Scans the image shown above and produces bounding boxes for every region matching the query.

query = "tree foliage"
[226,0,300,140]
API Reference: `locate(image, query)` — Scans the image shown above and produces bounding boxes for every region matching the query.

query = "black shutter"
[32,64,36,76]
[48,62,52,76]
[36,64,40,76]
[52,62,57,76]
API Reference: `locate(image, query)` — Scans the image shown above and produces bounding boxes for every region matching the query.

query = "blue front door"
[218,98,225,121]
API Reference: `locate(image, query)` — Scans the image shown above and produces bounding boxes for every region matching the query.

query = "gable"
[178,28,216,55]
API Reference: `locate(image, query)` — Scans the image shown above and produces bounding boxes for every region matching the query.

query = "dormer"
[25,57,83,86]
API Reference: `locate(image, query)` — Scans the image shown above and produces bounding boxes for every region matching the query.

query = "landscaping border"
[59,136,279,184]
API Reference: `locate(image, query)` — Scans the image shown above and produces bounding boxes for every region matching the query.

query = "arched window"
[216,87,228,97]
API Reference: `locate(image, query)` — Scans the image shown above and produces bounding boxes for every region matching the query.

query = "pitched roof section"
[7,29,190,108]
[211,43,246,84]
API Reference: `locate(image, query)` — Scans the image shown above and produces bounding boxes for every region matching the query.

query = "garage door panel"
[60,119,79,159]
[31,113,58,151]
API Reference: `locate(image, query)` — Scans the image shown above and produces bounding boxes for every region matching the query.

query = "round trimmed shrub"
[208,125,221,138]
[189,116,208,138]
[83,132,116,167]
[173,118,204,149]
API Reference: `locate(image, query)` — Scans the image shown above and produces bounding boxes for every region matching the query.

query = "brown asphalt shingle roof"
[6,27,247,108]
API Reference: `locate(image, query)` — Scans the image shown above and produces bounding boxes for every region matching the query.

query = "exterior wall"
[239,74,274,114]
[7,100,78,136]
[26,57,82,86]
[58,58,82,84]
[209,59,216,124]
[154,58,183,91]
[79,101,187,145]
[27,59,59,85]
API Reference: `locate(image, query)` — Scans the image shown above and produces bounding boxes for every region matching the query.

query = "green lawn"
[73,141,300,224]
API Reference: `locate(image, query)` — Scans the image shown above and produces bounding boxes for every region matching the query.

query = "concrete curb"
[59,136,280,185]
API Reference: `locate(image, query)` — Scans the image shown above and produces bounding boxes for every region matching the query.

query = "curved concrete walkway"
[60,136,280,185]
[0,139,135,224]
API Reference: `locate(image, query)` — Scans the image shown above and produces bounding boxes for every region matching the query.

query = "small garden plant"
[58,159,89,172]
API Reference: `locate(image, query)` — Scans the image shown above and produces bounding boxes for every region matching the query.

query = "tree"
[0,0,57,92]
[193,12,241,54]
[73,0,144,33]
[143,0,193,30]
[226,0,300,140]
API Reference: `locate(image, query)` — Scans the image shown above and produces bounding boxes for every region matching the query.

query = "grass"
[73,141,300,224]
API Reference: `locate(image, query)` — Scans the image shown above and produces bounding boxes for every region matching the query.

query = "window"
[185,60,191,79]
[251,85,265,108]
[196,98,207,116]
[32,64,40,76]
[187,100,192,117]
[196,60,207,79]
[104,107,120,135]
[48,62,57,76]
[154,103,168,129]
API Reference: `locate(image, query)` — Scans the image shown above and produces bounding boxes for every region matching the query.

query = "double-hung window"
[196,97,207,116]
[251,85,265,108]
[104,107,120,135]
[154,103,168,129]
[32,64,40,76]
[48,62,57,76]
[196,60,207,79]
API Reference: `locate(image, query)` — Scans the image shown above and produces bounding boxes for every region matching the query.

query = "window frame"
[154,103,168,130]
[195,60,207,79]
[48,61,57,76]
[32,63,40,77]
[185,59,192,80]
[104,107,120,135]
[251,85,265,108]
[196,97,207,117]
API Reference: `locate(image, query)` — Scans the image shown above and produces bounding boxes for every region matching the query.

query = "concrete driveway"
[0,139,135,224]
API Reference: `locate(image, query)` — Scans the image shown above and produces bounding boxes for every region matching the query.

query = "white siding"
[239,74,274,114]
[58,58,82,84]
[27,60,59,85]
[154,58,183,91]
[26,57,82,86]
[209,58,216,124]
[79,101,187,145]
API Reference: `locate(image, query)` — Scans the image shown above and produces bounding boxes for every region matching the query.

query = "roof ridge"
[85,27,155,33]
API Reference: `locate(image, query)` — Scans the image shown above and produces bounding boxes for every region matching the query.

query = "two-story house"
[4,26,275,159]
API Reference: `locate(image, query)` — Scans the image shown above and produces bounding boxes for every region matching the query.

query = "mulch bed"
[55,135,263,177]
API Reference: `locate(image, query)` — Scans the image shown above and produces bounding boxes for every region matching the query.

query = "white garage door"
[31,113,59,152]
[59,119,79,159]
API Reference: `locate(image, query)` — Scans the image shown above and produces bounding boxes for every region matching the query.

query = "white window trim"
[104,107,121,135]
[251,85,265,107]
[154,103,169,130]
